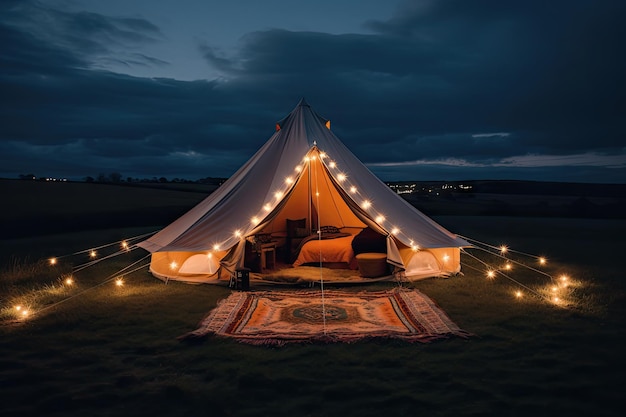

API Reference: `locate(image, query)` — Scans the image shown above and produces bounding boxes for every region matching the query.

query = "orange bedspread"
[293,235,356,267]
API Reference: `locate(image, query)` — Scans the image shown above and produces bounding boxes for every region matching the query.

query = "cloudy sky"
[1,0,625,183]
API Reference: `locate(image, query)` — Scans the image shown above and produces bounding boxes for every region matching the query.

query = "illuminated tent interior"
[137,99,469,284]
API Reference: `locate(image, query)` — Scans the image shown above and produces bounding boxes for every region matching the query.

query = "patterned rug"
[180,288,470,345]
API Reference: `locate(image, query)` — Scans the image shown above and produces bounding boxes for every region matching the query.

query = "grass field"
[1,180,625,416]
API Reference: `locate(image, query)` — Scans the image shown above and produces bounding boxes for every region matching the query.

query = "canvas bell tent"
[138,99,469,283]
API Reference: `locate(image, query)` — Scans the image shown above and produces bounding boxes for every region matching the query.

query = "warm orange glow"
[325,120,331,130]
[121,241,129,250]
[65,277,74,286]
[285,176,294,184]
[319,152,327,159]
[539,257,547,265]
[486,270,496,279]
[213,244,220,251]
[169,261,178,270]
[295,165,303,173]
[49,257,57,266]
[442,254,450,263]
[15,305,22,311]
[234,230,242,237]
[504,263,512,270]
[115,278,124,287]
[515,291,523,298]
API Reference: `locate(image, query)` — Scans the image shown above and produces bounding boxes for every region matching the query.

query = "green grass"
[1,181,625,417]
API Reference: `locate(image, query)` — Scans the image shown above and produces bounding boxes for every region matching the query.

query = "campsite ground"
[1,179,625,417]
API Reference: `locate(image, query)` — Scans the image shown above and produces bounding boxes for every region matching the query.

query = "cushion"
[351,227,387,255]
[320,225,341,235]
[287,218,306,237]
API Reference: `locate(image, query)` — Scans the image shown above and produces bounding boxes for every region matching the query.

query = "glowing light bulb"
[274,191,284,199]
[115,278,124,287]
[350,186,357,194]
[169,261,178,271]
[234,230,242,237]
[560,275,569,282]
[515,291,523,298]
[375,215,385,224]
[551,286,558,292]
[499,245,508,254]
[337,173,347,182]
[207,252,213,259]
[15,305,22,311]
[361,200,371,209]
[539,257,547,265]
[304,156,310,162]
[319,152,326,159]
[65,277,74,286]
[442,254,450,263]
[504,263,512,271]
[251,216,260,225]
[329,161,337,169]
[121,241,129,250]
[486,270,496,279]
[89,250,97,258]
[213,244,220,251]
[285,177,294,185]
[295,165,302,173]
[21,309,29,318]
[49,258,57,266]
[391,227,399,235]
[263,203,271,212]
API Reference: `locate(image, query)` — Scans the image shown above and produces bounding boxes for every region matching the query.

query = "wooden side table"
[259,242,276,271]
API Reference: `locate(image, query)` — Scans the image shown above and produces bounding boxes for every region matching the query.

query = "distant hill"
[2,178,625,239]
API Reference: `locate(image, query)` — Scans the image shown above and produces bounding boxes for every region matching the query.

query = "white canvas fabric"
[138,99,469,281]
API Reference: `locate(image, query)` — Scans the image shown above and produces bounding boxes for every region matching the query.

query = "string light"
[515,290,523,298]
[539,257,547,265]
[49,258,57,266]
[169,261,178,271]
[500,245,508,255]
[349,186,357,194]
[375,215,386,224]
[115,278,124,287]
[121,241,129,250]
[89,250,97,258]
[64,277,74,286]
[486,270,496,279]
[361,200,371,209]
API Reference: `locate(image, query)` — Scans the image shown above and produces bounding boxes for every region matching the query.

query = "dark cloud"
[0,0,625,182]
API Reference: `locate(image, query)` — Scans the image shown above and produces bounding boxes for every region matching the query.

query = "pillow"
[287,218,306,237]
[320,225,341,235]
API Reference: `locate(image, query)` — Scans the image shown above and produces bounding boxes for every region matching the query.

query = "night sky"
[1,0,625,183]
